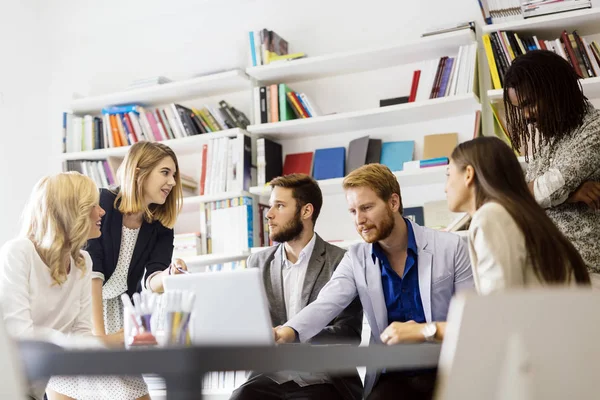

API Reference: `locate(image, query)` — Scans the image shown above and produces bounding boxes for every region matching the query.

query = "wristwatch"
[421,323,438,342]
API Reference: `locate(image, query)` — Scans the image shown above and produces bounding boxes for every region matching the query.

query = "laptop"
[163,268,275,346]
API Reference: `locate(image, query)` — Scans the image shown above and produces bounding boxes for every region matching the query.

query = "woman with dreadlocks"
[503,50,600,284]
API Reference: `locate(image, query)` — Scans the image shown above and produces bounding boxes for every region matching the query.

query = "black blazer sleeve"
[145,225,174,277]
[310,249,363,345]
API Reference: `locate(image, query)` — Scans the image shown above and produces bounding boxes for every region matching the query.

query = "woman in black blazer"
[86,142,186,400]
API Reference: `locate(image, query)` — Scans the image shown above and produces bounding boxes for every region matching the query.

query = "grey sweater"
[526,103,600,272]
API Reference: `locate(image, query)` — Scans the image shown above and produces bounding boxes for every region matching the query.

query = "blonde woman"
[85,142,187,399]
[0,172,105,399]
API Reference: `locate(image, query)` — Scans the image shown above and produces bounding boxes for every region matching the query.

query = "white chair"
[0,316,28,398]
[435,289,600,400]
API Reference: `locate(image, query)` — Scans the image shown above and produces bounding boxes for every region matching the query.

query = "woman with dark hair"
[446,137,590,292]
[375,137,590,345]
[503,50,600,282]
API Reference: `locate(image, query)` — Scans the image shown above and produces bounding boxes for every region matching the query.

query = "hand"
[380,321,425,345]
[568,181,600,210]
[273,326,296,344]
[169,258,189,275]
[97,329,125,347]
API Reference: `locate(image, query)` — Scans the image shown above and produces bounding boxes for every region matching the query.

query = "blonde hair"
[21,172,99,285]
[115,142,182,228]
[342,164,404,214]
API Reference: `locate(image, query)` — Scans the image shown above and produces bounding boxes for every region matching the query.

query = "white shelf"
[250,165,451,197]
[247,93,481,139]
[181,191,254,212]
[481,8,600,36]
[487,76,600,102]
[69,70,250,114]
[246,30,476,84]
[60,128,245,161]
[181,252,250,267]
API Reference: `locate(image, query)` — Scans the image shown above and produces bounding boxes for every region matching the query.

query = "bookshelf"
[481,7,600,36]
[247,93,481,139]
[250,165,452,196]
[60,128,247,160]
[181,191,254,212]
[246,30,476,84]
[69,70,250,114]
[487,76,600,102]
[478,7,600,138]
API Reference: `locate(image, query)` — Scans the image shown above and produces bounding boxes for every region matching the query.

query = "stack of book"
[248,29,305,66]
[63,100,250,153]
[173,232,202,259]
[180,174,198,196]
[197,135,252,195]
[521,0,591,18]
[253,83,319,124]
[407,43,478,102]
[483,30,600,90]
[199,196,258,255]
[476,0,524,24]
[62,157,122,188]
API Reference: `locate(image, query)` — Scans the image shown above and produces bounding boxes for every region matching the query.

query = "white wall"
[0,0,485,244]
[0,1,54,245]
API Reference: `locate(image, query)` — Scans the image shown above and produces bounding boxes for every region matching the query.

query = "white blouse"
[0,238,93,339]
[468,202,544,294]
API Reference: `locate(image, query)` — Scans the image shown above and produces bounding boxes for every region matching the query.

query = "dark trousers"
[230,374,345,400]
[367,369,437,400]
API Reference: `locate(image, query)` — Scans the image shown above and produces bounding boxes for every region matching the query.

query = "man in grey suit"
[275,164,474,400]
[230,174,363,400]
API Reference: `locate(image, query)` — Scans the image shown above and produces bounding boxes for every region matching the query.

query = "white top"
[468,202,544,294]
[281,233,316,319]
[0,238,93,339]
[101,225,140,300]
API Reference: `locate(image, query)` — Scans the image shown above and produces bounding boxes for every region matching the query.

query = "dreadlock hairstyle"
[503,50,588,160]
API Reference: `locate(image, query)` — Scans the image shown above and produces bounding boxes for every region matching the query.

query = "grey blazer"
[247,233,363,400]
[284,221,474,397]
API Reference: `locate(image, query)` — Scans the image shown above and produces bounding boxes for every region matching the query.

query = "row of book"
[63,158,198,193]
[408,43,478,102]
[253,84,320,125]
[255,132,459,184]
[476,0,591,25]
[483,30,600,89]
[198,134,252,195]
[247,29,305,67]
[62,101,249,153]
[199,196,257,255]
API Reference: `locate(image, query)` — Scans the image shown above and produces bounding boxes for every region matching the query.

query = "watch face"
[423,323,436,340]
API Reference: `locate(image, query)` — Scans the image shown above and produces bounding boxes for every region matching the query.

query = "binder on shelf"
[283,152,313,176]
[366,139,382,164]
[380,141,414,172]
[313,147,345,180]
[346,136,370,174]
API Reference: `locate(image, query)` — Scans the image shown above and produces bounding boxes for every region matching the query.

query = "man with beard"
[273,164,473,400]
[230,174,363,400]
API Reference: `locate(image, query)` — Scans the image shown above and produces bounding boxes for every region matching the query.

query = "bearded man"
[230,174,364,400]
[274,164,473,400]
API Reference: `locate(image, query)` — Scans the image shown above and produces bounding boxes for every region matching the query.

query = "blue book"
[420,157,449,166]
[313,147,345,180]
[101,104,140,115]
[249,32,257,67]
[380,141,414,172]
